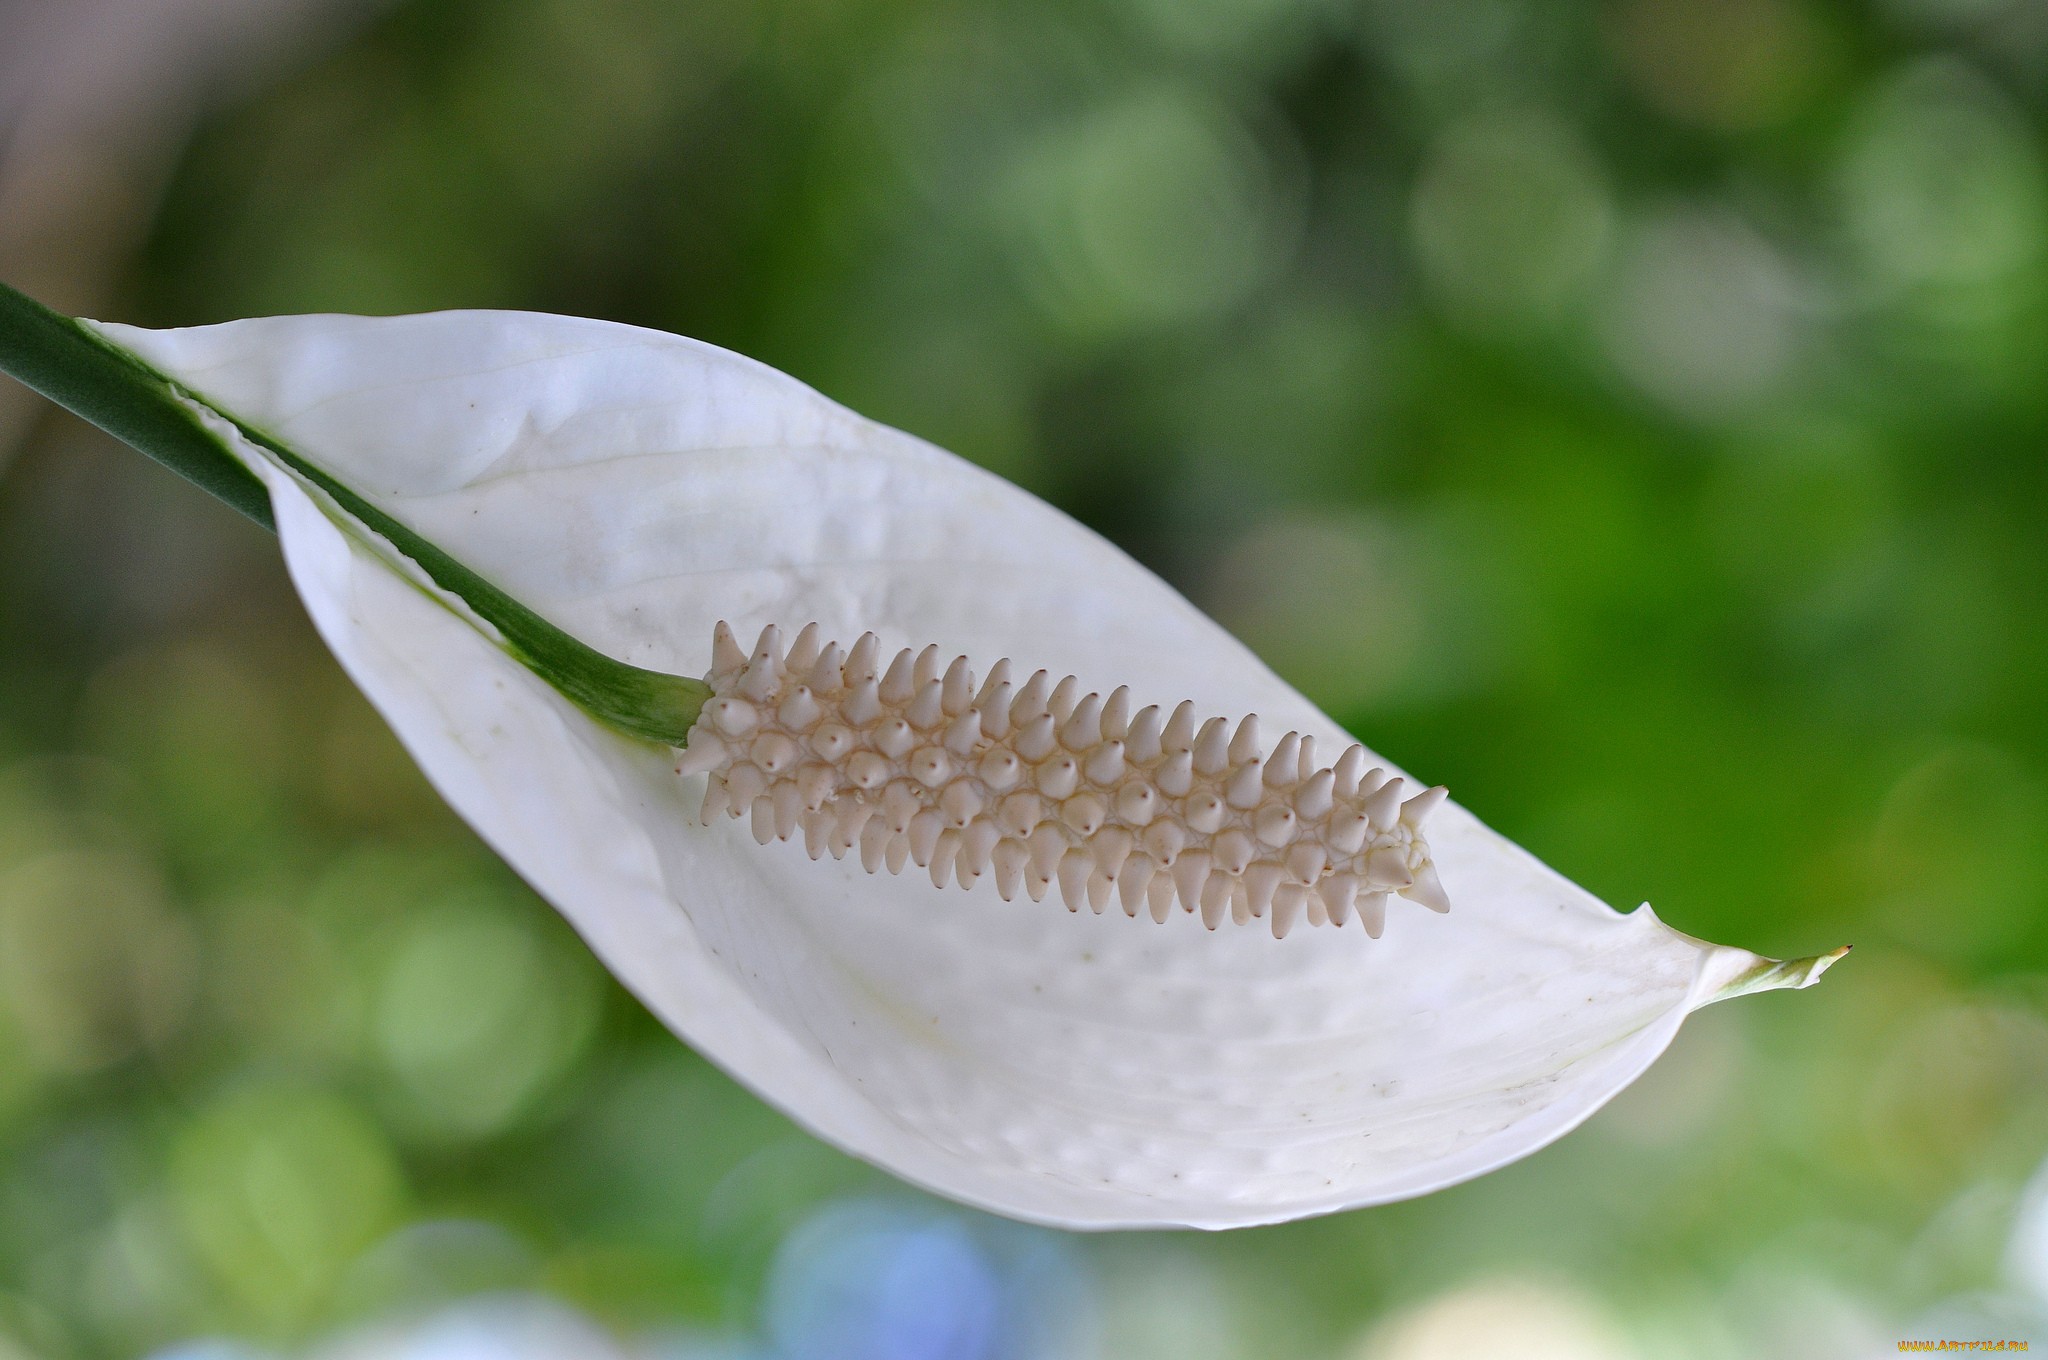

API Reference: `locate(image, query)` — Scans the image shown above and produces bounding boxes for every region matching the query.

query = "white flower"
[78,309,1840,1230]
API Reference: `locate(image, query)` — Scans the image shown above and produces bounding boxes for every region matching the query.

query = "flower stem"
[0,278,709,746]
[0,279,276,526]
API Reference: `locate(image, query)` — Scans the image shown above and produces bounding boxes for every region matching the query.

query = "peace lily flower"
[0,283,1842,1230]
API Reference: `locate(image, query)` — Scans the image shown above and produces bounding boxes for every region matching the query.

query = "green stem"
[0,279,708,746]
[0,281,275,527]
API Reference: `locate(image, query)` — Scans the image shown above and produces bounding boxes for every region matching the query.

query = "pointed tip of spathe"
[1769,942,1852,991]
[1694,941,1852,1008]
[1808,942,1853,980]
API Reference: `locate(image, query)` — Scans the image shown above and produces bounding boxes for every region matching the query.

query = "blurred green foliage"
[4,0,2048,1354]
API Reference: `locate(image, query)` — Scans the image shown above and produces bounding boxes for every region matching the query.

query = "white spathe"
[91,311,1838,1230]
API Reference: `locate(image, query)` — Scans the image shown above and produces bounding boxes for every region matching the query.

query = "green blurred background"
[2,0,2046,1355]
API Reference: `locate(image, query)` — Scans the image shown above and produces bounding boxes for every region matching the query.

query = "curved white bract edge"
[109,316,1839,1229]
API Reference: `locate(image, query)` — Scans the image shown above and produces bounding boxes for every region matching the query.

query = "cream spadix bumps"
[680,621,1450,937]
[1,299,1845,1232]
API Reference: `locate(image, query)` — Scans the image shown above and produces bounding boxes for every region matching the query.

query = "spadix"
[681,621,1450,938]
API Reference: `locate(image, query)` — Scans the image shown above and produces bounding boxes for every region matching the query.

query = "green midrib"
[0,280,709,746]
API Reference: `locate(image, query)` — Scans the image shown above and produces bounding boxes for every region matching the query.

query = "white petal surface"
[94,313,1836,1229]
